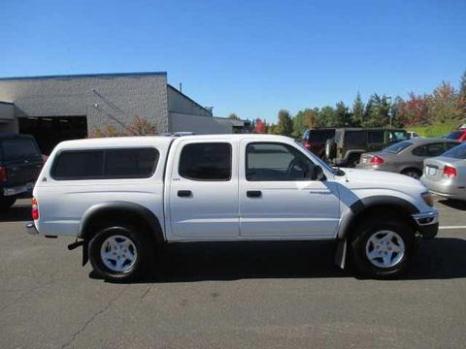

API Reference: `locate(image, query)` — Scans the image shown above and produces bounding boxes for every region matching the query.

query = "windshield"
[383,141,413,154]
[442,143,466,159]
[295,141,337,174]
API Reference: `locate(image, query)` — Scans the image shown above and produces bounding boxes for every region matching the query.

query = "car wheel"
[401,168,422,179]
[89,226,152,282]
[0,197,16,211]
[350,218,415,279]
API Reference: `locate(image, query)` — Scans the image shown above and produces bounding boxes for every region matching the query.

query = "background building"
[0,72,239,154]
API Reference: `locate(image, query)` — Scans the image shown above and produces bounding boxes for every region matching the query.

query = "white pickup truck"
[27,134,438,281]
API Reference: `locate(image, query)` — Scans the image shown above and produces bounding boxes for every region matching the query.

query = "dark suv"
[325,128,409,167]
[0,134,43,211]
[302,128,336,158]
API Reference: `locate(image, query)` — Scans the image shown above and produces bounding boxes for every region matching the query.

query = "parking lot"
[1,198,466,348]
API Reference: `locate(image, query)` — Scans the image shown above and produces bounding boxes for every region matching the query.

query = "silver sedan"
[356,138,459,179]
[421,142,466,201]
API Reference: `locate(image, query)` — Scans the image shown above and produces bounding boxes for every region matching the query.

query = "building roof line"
[0,71,167,81]
[167,84,212,116]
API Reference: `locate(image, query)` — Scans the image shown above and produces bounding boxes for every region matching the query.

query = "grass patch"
[409,121,459,137]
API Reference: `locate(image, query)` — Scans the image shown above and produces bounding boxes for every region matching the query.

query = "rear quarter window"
[51,148,159,180]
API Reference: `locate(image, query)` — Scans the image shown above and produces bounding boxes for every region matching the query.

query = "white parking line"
[439,226,466,230]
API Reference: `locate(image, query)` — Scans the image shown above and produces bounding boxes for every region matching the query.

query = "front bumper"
[412,210,439,239]
[25,222,39,235]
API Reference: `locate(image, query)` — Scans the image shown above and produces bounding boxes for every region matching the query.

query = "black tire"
[89,226,153,282]
[401,168,422,179]
[0,197,16,211]
[350,217,415,279]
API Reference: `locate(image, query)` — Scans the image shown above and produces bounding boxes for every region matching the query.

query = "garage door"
[19,116,87,155]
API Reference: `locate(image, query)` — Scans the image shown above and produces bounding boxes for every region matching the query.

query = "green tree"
[427,82,462,123]
[335,101,352,126]
[352,93,365,126]
[276,109,293,136]
[458,70,466,118]
[228,113,240,120]
[318,106,336,127]
[292,108,319,138]
[363,94,391,127]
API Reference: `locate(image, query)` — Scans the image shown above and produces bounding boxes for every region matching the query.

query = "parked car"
[302,128,335,158]
[421,142,466,201]
[325,128,409,167]
[26,134,438,281]
[444,129,466,142]
[357,138,460,179]
[0,133,43,211]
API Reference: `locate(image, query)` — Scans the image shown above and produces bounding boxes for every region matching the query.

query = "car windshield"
[382,140,412,154]
[442,143,466,159]
[445,131,462,140]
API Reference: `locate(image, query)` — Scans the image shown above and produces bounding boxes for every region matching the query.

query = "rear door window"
[179,143,232,181]
[344,131,366,147]
[412,143,444,157]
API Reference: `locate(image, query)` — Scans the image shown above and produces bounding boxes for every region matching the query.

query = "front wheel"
[350,218,415,279]
[89,226,152,282]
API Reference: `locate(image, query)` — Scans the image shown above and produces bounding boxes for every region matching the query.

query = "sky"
[1,0,465,122]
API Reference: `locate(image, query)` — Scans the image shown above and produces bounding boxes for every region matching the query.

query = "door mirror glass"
[309,165,325,181]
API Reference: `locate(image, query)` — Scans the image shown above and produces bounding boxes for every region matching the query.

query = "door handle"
[177,190,192,197]
[247,190,262,198]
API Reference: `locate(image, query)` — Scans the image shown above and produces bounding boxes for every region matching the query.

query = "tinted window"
[388,131,409,142]
[2,138,40,161]
[368,131,384,143]
[179,143,231,181]
[384,141,412,154]
[307,129,335,143]
[52,148,158,180]
[344,131,366,146]
[442,143,466,159]
[105,149,158,178]
[52,151,104,179]
[445,131,462,140]
[412,143,445,157]
[246,142,314,181]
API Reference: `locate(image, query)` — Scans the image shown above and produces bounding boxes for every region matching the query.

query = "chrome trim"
[412,210,439,226]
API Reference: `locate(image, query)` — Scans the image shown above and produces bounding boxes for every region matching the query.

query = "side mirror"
[310,165,326,181]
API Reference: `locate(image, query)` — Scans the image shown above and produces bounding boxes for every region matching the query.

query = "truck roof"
[53,134,296,150]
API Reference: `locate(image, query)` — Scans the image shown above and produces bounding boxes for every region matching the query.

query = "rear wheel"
[350,217,415,279]
[89,226,153,282]
[0,197,16,211]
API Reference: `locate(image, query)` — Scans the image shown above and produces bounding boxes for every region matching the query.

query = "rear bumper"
[421,177,466,200]
[3,182,34,197]
[412,211,439,239]
[25,222,39,235]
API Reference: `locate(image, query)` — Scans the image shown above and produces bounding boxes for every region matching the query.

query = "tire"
[401,168,422,179]
[0,197,16,211]
[89,225,153,282]
[350,217,415,279]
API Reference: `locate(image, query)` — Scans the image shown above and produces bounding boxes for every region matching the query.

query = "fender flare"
[78,201,165,244]
[337,195,419,240]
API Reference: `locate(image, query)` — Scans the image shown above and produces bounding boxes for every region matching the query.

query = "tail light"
[303,140,312,149]
[0,166,7,182]
[370,155,384,165]
[443,165,457,178]
[32,198,39,220]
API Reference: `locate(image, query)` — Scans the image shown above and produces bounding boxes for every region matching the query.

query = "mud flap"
[82,241,89,266]
[334,239,347,270]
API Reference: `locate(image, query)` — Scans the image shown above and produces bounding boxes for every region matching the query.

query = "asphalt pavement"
[1,198,466,348]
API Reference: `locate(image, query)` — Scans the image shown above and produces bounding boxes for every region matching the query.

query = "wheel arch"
[338,196,419,240]
[79,201,165,245]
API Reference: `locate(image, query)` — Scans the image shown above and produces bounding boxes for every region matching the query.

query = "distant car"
[325,128,409,167]
[357,138,460,179]
[444,129,466,142]
[302,128,335,158]
[0,134,43,210]
[421,142,466,201]
[407,131,420,139]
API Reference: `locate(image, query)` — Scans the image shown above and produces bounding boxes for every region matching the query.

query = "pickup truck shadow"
[106,237,466,283]
[0,205,31,222]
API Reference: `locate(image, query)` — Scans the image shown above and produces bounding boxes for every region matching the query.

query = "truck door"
[167,140,239,240]
[239,140,340,239]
